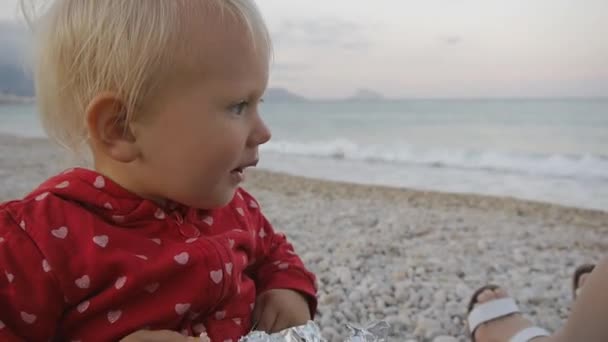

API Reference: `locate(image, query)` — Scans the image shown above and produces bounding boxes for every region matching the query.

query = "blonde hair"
[21,0,271,153]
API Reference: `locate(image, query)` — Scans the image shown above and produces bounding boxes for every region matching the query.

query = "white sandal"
[467,285,550,342]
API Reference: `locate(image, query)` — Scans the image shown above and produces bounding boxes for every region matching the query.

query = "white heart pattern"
[51,226,68,239]
[186,238,198,244]
[55,181,70,189]
[203,216,214,226]
[144,283,160,294]
[115,276,127,289]
[189,311,201,320]
[174,252,189,265]
[249,200,258,209]
[228,239,235,249]
[107,310,122,324]
[93,235,109,248]
[193,323,207,334]
[0,237,4,243]
[75,275,90,289]
[104,202,113,210]
[93,176,106,189]
[175,303,191,315]
[210,270,223,284]
[5,271,14,283]
[215,310,226,320]
[278,263,289,270]
[154,208,166,220]
[259,229,267,239]
[77,301,90,313]
[225,263,233,275]
[150,238,162,245]
[135,254,148,260]
[42,259,51,272]
[35,192,49,201]
[233,318,242,325]
[0,319,4,329]
[20,312,36,324]
[236,208,245,217]
[19,220,26,230]
[112,215,125,223]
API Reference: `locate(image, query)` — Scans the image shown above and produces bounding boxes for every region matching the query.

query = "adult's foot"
[468,285,550,342]
[572,264,595,299]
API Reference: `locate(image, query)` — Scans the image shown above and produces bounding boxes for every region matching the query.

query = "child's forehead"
[173,11,270,80]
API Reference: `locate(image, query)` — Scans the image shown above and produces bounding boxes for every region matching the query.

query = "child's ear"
[85,93,140,163]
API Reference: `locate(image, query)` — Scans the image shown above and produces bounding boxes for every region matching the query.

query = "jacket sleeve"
[239,190,318,317]
[0,206,65,341]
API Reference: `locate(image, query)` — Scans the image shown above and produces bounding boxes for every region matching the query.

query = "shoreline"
[247,169,608,226]
[1,133,605,219]
[0,133,608,223]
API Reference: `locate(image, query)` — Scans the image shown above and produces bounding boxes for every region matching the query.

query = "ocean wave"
[261,139,608,180]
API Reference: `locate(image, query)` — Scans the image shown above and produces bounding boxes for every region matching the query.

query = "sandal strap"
[468,297,520,334]
[509,326,551,342]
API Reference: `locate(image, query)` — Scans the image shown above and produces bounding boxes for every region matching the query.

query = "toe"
[477,289,495,303]
[579,273,590,288]
[494,288,509,298]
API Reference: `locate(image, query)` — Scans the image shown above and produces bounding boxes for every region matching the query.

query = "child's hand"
[252,289,312,333]
[120,329,208,342]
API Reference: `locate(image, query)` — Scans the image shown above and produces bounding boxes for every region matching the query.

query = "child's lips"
[230,160,257,183]
[232,159,259,173]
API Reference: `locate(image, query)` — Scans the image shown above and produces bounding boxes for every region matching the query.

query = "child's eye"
[229,101,249,115]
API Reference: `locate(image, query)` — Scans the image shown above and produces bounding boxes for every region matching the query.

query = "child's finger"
[119,329,194,341]
[251,302,263,329]
[270,315,291,334]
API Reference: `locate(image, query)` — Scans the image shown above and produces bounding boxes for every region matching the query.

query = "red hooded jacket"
[0,168,317,341]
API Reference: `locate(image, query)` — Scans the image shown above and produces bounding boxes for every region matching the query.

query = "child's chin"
[203,189,238,209]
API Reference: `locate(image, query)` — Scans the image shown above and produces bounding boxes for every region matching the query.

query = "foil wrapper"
[236,321,389,342]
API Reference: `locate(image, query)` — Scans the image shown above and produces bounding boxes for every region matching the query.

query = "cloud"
[271,18,371,51]
[439,35,463,45]
[270,62,313,85]
[271,62,311,72]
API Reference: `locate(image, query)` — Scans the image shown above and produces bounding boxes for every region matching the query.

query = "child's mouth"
[230,159,259,182]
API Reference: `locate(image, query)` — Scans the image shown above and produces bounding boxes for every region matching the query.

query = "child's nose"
[249,115,272,147]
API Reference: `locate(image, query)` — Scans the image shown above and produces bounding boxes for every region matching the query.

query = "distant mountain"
[0,68,310,103]
[264,87,308,102]
[0,64,34,97]
[349,88,384,101]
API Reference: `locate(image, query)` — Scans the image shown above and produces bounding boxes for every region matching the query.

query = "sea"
[1,98,607,211]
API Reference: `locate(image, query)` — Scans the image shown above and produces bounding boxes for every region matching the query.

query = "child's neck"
[93,158,167,207]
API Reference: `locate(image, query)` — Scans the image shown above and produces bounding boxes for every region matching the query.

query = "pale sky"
[1,0,607,98]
